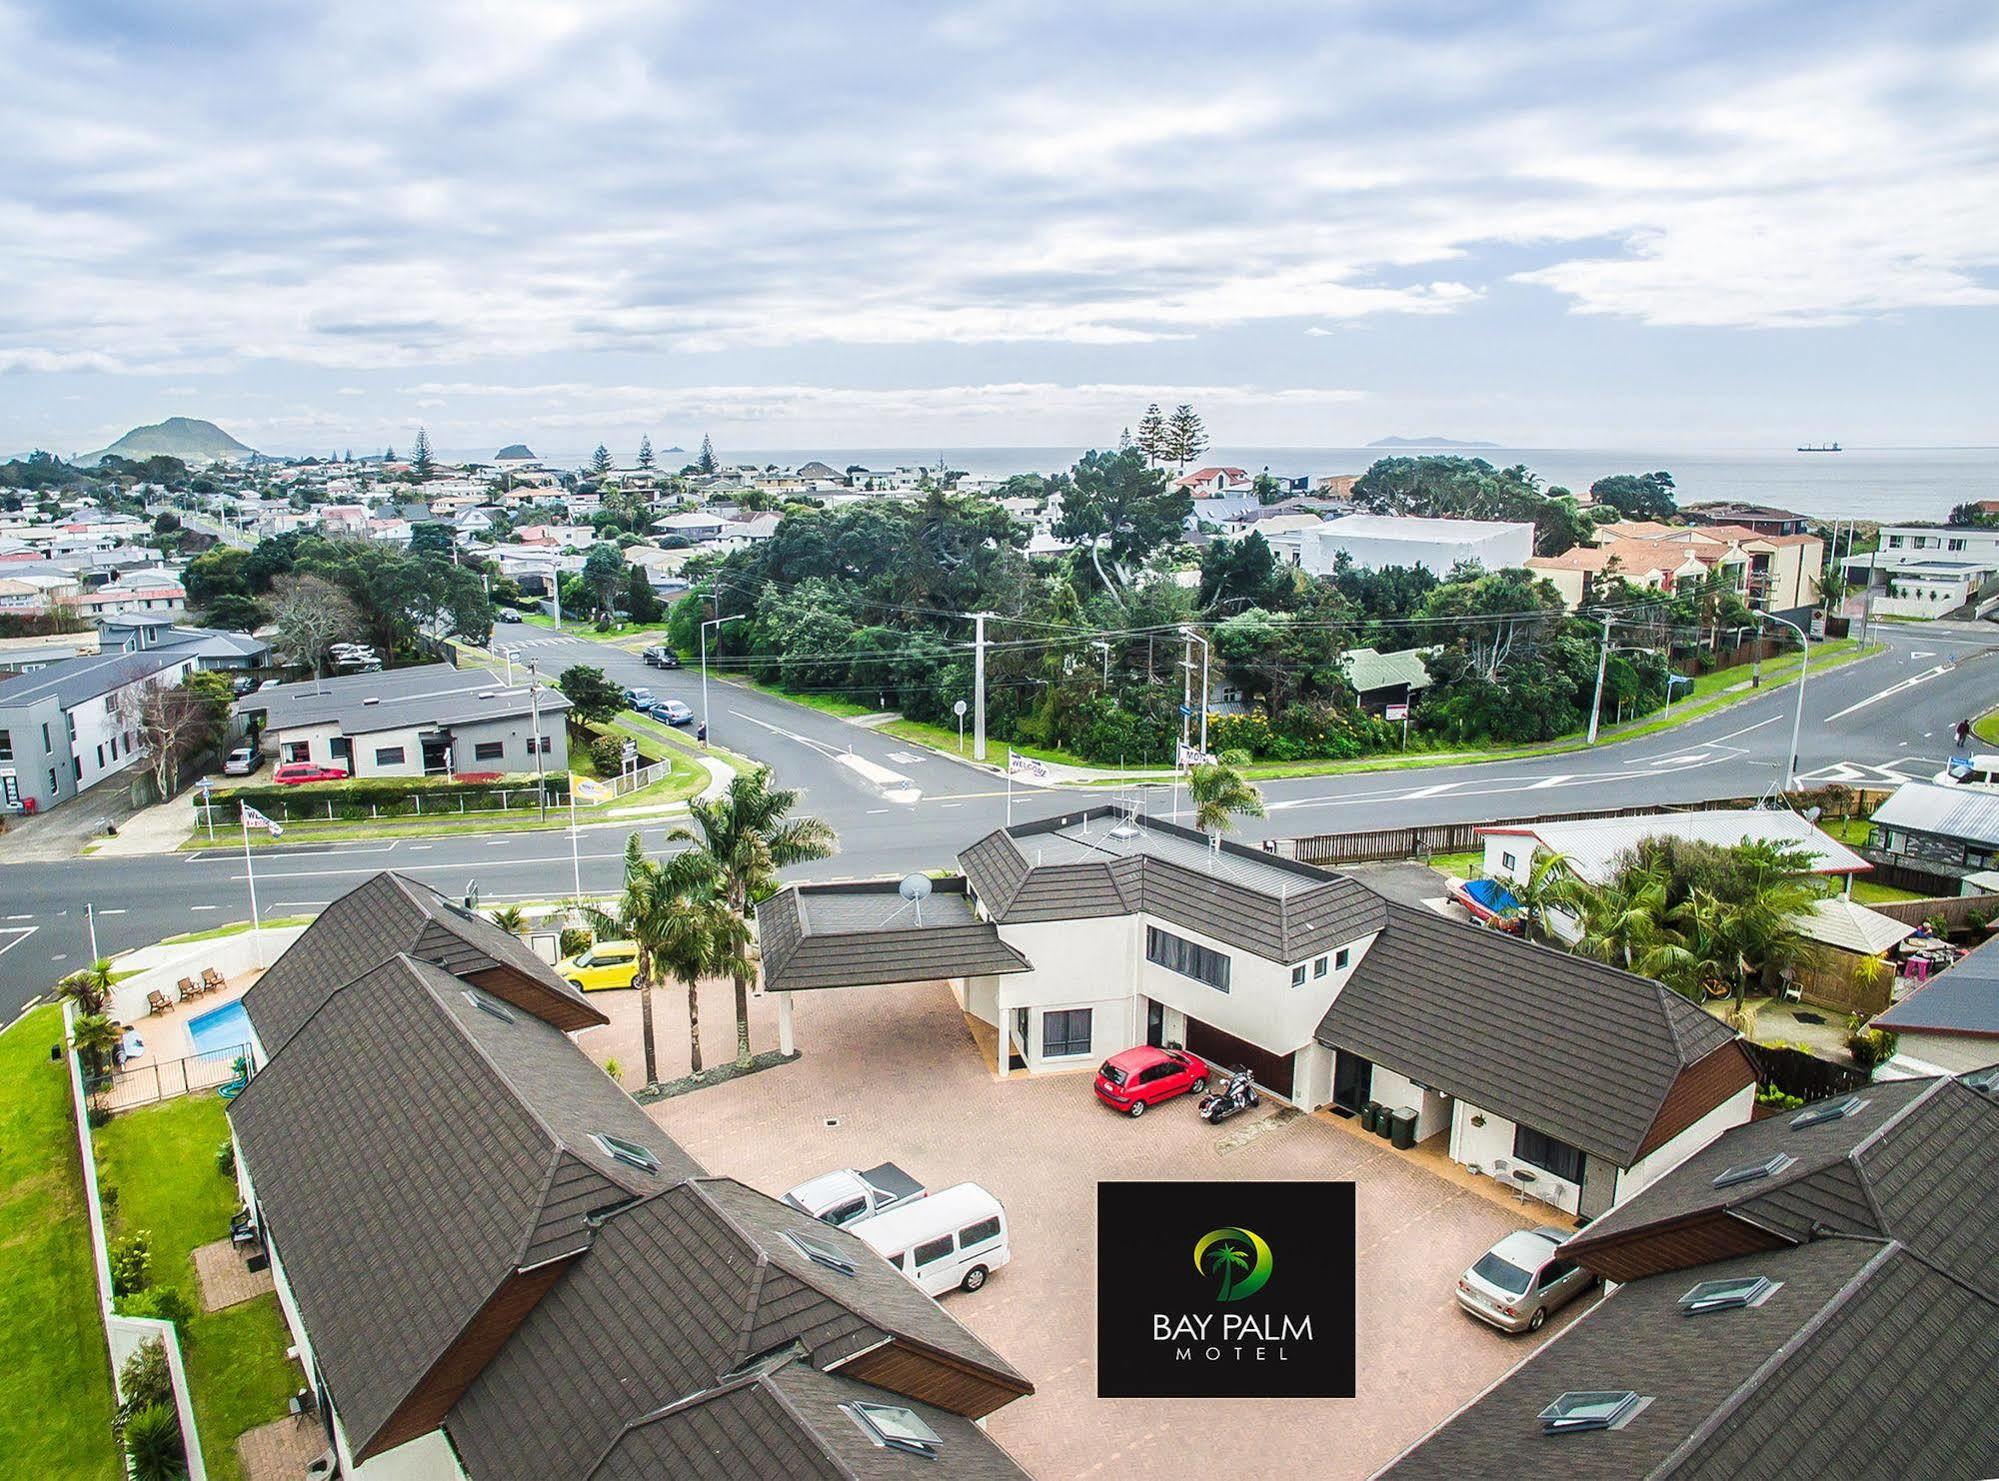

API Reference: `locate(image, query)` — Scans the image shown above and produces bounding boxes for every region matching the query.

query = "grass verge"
[0,1004,119,1479]
[160,916,316,945]
[1976,705,1999,747]
[95,1098,299,1481]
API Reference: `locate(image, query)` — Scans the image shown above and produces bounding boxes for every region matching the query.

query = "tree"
[152,511,180,535]
[268,572,358,677]
[589,443,613,477]
[55,959,115,1016]
[408,521,455,561]
[641,846,745,1079]
[121,1403,187,1481]
[117,678,210,799]
[1136,403,1168,464]
[70,1012,121,1078]
[1187,749,1265,847]
[182,670,235,755]
[1589,471,1677,522]
[624,562,661,623]
[583,835,703,1087]
[671,768,838,1069]
[636,435,655,470]
[581,543,625,618]
[557,664,624,722]
[1052,448,1192,605]
[1165,403,1208,468]
[698,434,717,476]
[202,592,267,633]
[489,905,527,935]
[410,428,435,482]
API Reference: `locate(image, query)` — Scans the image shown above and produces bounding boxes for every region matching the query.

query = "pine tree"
[590,443,613,476]
[1166,403,1207,468]
[1137,402,1168,464]
[410,427,435,481]
[384,445,396,463]
[698,434,717,476]
[637,434,654,470]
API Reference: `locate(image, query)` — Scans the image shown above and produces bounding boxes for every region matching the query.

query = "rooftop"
[1870,781,1999,849]
[1313,513,1533,543]
[758,879,1032,993]
[1875,935,1999,1037]
[0,646,192,710]
[237,661,571,734]
[1480,808,1869,884]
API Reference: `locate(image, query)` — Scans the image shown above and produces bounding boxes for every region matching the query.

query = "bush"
[110,1230,153,1297]
[589,735,626,776]
[560,927,591,959]
[121,1403,186,1481]
[100,1181,120,1217]
[1755,1085,1805,1111]
[215,1139,235,1177]
[1844,1019,1900,1072]
[118,1285,196,1332]
[118,1338,175,1420]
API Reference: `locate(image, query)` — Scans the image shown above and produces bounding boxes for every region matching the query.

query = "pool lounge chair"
[201,967,226,992]
[178,975,202,999]
[147,989,176,1016]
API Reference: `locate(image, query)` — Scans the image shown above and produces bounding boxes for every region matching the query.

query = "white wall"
[1301,520,1534,578]
[1369,1064,1453,1142]
[1881,1030,1999,1075]
[980,916,1138,1072]
[1481,834,1534,886]
[1448,1102,1583,1216]
[77,656,196,793]
[1614,1082,1755,1204]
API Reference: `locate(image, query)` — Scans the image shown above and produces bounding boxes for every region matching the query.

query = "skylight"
[1679,1275,1778,1315]
[1712,1151,1794,1189]
[1960,1067,1999,1095]
[591,1131,660,1175]
[463,990,516,1024]
[783,1230,856,1276]
[847,1401,943,1457]
[1539,1391,1643,1434]
[1790,1094,1866,1130]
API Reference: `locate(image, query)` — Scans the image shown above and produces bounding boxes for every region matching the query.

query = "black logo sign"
[1097,1180,1355,1398]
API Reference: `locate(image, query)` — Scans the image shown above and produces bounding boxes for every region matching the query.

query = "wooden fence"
[1741,1040,1872,1103]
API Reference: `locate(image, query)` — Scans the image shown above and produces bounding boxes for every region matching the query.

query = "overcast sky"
[4,0,1996,459]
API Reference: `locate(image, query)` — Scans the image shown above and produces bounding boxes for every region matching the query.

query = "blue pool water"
[187,999,252,1058]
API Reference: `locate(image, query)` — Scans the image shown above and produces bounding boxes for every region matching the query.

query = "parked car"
[271,762,349,785]
[221,745,263,776]
[848,1183,1010,1295]
[649,698,695,727]
[1094,1045,1210,1117]
[783,1163,926,1227]
[624,686,657,711]
[230,675,258,696]
[1456,1227,1598,1333]
[642,646,682,669]
[555,939,641,992]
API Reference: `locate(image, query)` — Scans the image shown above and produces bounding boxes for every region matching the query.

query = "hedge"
[205,771,568,821]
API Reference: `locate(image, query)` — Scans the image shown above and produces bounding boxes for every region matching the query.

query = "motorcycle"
[1198,1067,1260,1124]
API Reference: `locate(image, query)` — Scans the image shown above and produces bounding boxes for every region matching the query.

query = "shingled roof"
[1381,1237,1999,1481]
[241,871,604,1054]
[757,879,1031,993]
[1559,1072,1999,1284]
[1315,901,1752,1166]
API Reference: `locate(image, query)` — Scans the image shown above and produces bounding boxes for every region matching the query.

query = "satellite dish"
[899,872,933,925]
[1803,806,1822,823]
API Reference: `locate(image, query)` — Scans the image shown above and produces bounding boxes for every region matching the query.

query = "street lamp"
[700,612,746,745]
[1756,610,1810,793]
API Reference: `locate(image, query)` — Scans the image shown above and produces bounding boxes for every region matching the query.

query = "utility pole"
[1758,611,1810,793]
[527,658,546,820]
[1586,612,1614,745]
[701,611,744,746]
[1091,639,1111,684]
[973,612,989,762]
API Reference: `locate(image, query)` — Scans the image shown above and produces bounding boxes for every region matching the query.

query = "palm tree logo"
[1193,1226,1274,1302]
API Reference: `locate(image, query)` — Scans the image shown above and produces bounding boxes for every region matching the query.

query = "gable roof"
[1793,896,1915,957]
[0,646,192,710]
[1341,646,1433,695]
[758,879,1032,993]
[1478,808,1868,885]
[1316,901,1749,1166]
[229,954,690,1459]
[1559,1074,1999,1285]
[1869,780,1999,848]
[1874,934,1999,1035]
[241,871,604,1055]
[1380,1237,1999,1481]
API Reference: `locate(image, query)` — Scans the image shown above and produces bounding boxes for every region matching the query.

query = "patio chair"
[147,989,175,1016]
[201,966,226,992]
[178,975,201,999]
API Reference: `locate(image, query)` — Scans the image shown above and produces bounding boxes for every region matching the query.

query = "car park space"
[628,976,1585,1480]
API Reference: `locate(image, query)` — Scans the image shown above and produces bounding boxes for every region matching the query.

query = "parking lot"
[595,977,1580,1479]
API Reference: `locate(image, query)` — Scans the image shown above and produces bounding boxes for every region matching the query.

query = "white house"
[1287,514,1535,577]
[1477,808,1871,891]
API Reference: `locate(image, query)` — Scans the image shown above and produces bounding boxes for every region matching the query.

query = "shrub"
[560,927,591,959]
[602,1056,624,1084]
[215,1139,235,1177]
[119,1285,196,1332]
[110,1230,153,1297]
[589,735,626,776]
[118,1338,175,1420]
[1845,1026,1900,1072]
[100,1181,120,1217]
[1755,1085,1805,1110]
[121,1403,186,1481]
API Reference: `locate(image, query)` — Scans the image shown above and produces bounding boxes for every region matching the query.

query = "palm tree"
[489,905,527,936]
[582,835,682,1089]
[1508,852,1574,943]
[1559,862,1676,974]
[671,769,836,1070]
[55,957,115,1016]
[71,1012,121,1078]
[649,852,750,1079]
[1188,749,1264,849]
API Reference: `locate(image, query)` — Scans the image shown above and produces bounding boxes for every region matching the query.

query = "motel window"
[1147,925,1230,993]
[375,746,406,765]
[1291,965,1307,987]
[73,758,82,782]
[1513,1125,1586,1184]
[66,714,76,742]
[49,768,59,793]
[0,729,10,761]
[1336,948,1350,970]
[42,721,52,750]
[474,741,506,761]
[1042,1008,1093,1059]
[1314,956,1330,979]
[535,735,553,754]
[95,744,104,768]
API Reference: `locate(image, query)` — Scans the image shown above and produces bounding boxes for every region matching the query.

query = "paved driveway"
[632,979,1575,1480]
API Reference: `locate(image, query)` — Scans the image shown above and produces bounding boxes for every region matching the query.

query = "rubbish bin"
[1361,1101,1381,1134]
[1389,1106,1418,1150]
[1375,1105,1395,1140]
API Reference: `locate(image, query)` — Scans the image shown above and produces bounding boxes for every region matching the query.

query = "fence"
[90,1041,254,1113]
[1865,892,1999,933]
[197,782,563,827]
[1741,1040,1872,1103]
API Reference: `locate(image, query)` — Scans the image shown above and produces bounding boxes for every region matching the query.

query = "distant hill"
[81,417,257,467]
[493,443,537,460]
[1367,436,1501,450]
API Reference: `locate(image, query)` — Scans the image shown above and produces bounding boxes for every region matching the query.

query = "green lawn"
[95,1097,299,1481]
[518,612,674,638]
[160,916,315,945]
[1427,850,1484,881]
[0,1006,119,1479]
[1975,705,1999,747]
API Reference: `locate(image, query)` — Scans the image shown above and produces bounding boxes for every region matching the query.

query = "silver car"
[1456,1226,1597,1333]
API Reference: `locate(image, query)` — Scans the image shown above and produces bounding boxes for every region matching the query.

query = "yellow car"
[555,940,641,992]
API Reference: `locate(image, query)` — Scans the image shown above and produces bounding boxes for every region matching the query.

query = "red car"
[271,762,350,785]
[1095,1045,1211,1117]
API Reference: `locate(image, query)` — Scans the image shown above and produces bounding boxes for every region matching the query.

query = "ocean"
[702,445,1997,525]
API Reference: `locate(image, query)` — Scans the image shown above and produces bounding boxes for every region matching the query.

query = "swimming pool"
[187,999,252,1059]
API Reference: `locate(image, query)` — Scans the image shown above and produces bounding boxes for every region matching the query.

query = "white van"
[847,1182,1010,1296]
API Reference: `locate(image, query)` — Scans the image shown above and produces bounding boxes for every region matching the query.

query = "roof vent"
[845,1401,943,1457]
[1539,1391,1645,1435]
[1713,1151,1794,1190]
[1960,1067,1999,1095]
[463,990,516,1024]
[1790,1094,1867,1130]
[783,1230,856,1276]
[1678,1275,1779,1315]
[591,1131,660,1175]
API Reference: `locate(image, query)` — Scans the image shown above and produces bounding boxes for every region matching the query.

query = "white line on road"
[1401,782,1460,798]
[1526,775,1570,789]
[97,908,126,915]
[0,927,37,959]
[1825,664,1950,722]
[190,904,218,911]
[6,914,30,921]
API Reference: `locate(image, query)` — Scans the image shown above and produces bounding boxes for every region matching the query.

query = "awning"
[757,879,1032,993]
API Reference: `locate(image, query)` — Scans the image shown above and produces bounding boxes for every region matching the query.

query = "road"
[3,617,1992,1016]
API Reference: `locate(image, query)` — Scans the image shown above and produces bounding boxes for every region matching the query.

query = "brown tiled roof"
[758,880,1032,993]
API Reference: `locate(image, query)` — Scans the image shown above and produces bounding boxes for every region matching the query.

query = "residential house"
[1682,501,1813,536]
[653,508,730,542]
[240,663,569,778]
[1866,780,1999,883]
[490,442,540,470]
[1478,808,1870,892]
[1172,466,1252,498]
[1382,1071,1999,1478]
[74,572,187,620]
[760,809,1756,1221]
[1875,934,1999,1074]
[228,872,1032,1478]
[96,612,270,672]
[1284,514,1535,579]
[1340,647,1432,716]
[0,647,198,812]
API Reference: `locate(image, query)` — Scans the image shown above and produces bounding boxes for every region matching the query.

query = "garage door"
[1183,1019,1294,1098]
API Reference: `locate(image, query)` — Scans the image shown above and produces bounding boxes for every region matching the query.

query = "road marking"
[50,953,67,962]
[1526,775,1570,789]
[190,904,219,911]
[1399,782,1460,798]
[97,908,126,915]
[1825,664,1950,722]
[6,914,31,921]
[408,844,432,851]
[0,927,37,959]
[866,808,890,814]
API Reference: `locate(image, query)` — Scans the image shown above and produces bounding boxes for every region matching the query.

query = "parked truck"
[782,1163,926,1227]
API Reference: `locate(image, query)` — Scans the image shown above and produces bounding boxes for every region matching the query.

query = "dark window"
[1335,947,1350,970]
[1314,956,1329,979]
[284,742,310,762]
[1042,1008,1092,1058]
[1291,964,1306,987]
[42,721,51,751]
[959,1215,1002,1248]
[73,757,81,782]
[0,729,11,761]
[473,740,505,761]
[374,746,406,765]
[913,1235,955,1267]
[824,1198,867,1225]
[1514,1125,1586,1183]
[95,744,104,768]
[1147,925,1230,992]
[535,735,553,754]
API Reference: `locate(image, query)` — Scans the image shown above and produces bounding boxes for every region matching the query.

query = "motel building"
[758,808,1758,1221]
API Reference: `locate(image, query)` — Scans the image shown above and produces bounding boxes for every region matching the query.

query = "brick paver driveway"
[633,979,1569,1480]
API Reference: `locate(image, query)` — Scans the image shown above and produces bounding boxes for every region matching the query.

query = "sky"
[3,0,1997,461]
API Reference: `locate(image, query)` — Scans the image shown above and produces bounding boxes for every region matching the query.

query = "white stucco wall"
[1614,1082,1755,1204]
[1879,1031,1998,1075]
[1368,1064,1453,1142]
[1448,1102,1583,1216]
[1481,834,1535,886]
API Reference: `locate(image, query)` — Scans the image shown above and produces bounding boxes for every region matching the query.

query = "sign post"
[1385,702,1410,749]
[953,699,967,753]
